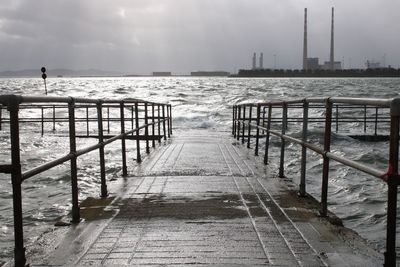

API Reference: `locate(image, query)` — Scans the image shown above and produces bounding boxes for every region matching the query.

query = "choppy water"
[1,77,400,261]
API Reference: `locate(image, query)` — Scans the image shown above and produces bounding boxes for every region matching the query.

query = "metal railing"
[232,97,399,266]
[0,95,172,267]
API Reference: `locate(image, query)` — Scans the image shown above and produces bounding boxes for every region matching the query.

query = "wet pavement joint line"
[253,176,329,266]
[147,143,174,172]
[172,143,185,169]
[222,143,246,176]
[231,144,256,177]
[159,143,179,169]
[231,176,273,264]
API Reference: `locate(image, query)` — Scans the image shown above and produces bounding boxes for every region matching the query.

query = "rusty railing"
[233,97,399,266]
[0,95,172,267]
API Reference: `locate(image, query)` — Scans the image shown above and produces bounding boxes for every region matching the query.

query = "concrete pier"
[27,130,382,266]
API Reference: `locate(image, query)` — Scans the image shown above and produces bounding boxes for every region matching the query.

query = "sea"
[0,77,400,261]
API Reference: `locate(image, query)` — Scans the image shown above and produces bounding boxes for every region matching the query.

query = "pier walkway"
[30,130,382,266]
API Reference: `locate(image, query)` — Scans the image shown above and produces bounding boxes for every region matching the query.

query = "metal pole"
[233,105,236,137]
[255,104,261,156]
[152,103,155,148]
[166,104,171,138]
[335,105,339,133]
[162,105,166,141]
[107,106,110,134]
[242,105,246,144]
[237,106,241,141]
[0,107,2,131]
[299,101,309,197]
[131,106,134,131]
[145,102,150,153]
[374,107,378,136]
[86,106,89,136]
[135,102,141,163]
[169,105,173,135]
[41,107,44,136]
[97,102,107,197]
[320,99,332,216]
[120,102,128,176]
[157,104,161,143]
[364,105,367,133]
[68,99,80,223]
[8,97,27,267]
[384,99,400,266]
[247,104,252,148]
[264,105,272,165]
[52,105,56,131]
[279,103,287,178]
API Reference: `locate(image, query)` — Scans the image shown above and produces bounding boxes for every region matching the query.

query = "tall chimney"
[259,52,264,69]
[330,7,334,71]
[303,8,308,70]
[252,52,257,70]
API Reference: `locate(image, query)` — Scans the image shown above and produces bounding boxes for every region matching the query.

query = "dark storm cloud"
[0,0,399,73]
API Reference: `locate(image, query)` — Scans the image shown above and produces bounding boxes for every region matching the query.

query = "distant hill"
[0,68,125,77]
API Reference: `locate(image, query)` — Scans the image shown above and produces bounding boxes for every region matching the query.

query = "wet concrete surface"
[25,130,382,266]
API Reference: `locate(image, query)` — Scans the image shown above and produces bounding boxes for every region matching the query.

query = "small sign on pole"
[41,67,47,95]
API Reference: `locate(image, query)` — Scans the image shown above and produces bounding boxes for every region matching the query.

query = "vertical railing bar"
[335,104,339,133]
[320,99,333,216]
[364,105,367,133]
[384,99,400,266]
[162,105,166,141]
[255,104,261,156]
[157,104,161,143]
[97,101,107,197]
[135,102,142,163]
[166,104,171,138]
[131,106,134,133]
[120,101,128,176]
[9,97,27,267]
[264,105,272,165]
[86,106,89,136]
[152,103,155,148]
[233,105,236,137]
[375,107,378,136]
[279,103,287,178]
[68,99,80,223]
[52,105,56,131]
[169,105,173,136]
[107,106,110,134]
[242,105,246,144]
[41,107,44,136]
[145,102,150,153]
[299,101,309,197]
[0,106,2,131]
[247,104,252,148]
[237,106,241,141]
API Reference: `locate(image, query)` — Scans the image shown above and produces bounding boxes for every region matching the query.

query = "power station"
[303,7,341,71]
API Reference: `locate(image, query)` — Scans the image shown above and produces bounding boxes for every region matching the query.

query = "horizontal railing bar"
[22,154,73,180]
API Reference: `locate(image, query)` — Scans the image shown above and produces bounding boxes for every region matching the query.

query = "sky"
[0,0,399,74]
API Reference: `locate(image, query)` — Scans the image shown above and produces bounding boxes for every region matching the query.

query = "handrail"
[0,94,173,267]
[232,97,400,266]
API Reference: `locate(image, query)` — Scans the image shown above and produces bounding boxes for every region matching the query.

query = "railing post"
[135,102,141,163]
[384,98,400,266]
[264,105,272,165]
[68,98,80,223]
[320,98,332,216]
[86,106,89,136]
[237,105,241,141]
[233,105,236,137]
[255,104,261,156]
[279,103,287,178]
[8,96,26,267]
[0,106,2,131]
[299,101,309,197]
[242,105,246,144]
[168,105,172,136]
[162,105,166,141]
[107,106,110,133]
[120,101,128,176]
[131,106,134,132]
[52,105,56,131]
[166,104,171,138]
[157,104,161,143]
[247,104,252,148]
[144,102,150,153]
[151,103,155,148]
[364,105,367,133]
[41,107,44,136]
[335,105,339,133]
[97,101,107,197]
[374,107,378,136]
